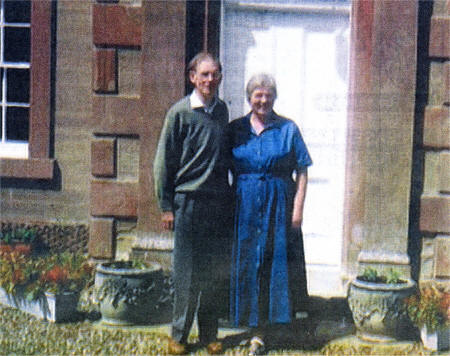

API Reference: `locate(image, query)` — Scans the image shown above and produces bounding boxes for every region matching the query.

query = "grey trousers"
[171,192,232,344]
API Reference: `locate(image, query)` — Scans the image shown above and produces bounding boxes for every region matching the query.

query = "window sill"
[0,158,55,179]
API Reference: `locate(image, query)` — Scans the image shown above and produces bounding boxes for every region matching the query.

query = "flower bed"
[405,285,450,351]
[0,250,93,322]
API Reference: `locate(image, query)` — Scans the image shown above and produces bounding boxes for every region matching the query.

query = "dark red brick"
[88,217,114,259]
[420,195,450,233]
[93,48,117,93]
[93,4,142,47]
[91,181,138,218]
[91,138,116,177]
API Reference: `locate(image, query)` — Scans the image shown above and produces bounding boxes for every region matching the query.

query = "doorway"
[220,0,351,296]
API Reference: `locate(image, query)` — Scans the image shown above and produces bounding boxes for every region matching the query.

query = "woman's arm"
[292,167,308,229]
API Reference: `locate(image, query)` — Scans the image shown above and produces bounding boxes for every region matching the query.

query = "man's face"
[189,59,222,102]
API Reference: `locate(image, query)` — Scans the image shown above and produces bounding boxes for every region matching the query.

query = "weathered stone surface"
[93,4,142,47]
[429,16,450,58]
[118,48,141,97]
[444,61,450,105]
[429,62,448,106]
[93,48,117,93]
[92,96,142,135]
[90,181,138,218]
[138,0,186,234]
[117,137,139,182]
[423,106,449,148]
[0,158,54,179]
[435,236,450,278]
[440,152,450,193]
[420,238,436,281]
[419,195,450,233]
[348,279,416,342]
[423,151,441,194]
[88,217,114,258]
[91,138,116,178]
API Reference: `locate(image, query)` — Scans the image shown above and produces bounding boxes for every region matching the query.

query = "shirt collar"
[190,90,218,114]
[247,111,278,135]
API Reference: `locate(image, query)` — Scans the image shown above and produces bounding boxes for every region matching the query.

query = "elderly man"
[153,52,232,355]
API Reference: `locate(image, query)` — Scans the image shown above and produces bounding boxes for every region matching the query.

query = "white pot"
[420,325,450,351]
[0,287,79,322]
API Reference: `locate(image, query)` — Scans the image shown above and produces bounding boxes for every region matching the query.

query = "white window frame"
[0,0,30,158]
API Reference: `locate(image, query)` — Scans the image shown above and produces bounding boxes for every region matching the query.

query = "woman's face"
[249,87,275,119]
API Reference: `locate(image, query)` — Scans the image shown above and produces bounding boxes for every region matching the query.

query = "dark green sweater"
[153,96,231,212]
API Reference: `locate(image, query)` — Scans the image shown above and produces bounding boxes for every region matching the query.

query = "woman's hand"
[291,212,303,229]
[161,211,174,231]
[292,168,308,230]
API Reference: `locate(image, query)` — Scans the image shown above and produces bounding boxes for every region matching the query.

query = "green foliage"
[361,267,379,283]
[358,267,405,284]
[405,285,449,332]
[0,251,94,300]
[106,259,153,270]
[0,228,37,245]
[386,268,402,284]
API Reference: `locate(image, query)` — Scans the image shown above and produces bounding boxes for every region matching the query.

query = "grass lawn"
[0,303,434,355]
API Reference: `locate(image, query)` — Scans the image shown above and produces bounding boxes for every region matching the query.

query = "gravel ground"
[0,304,434,355]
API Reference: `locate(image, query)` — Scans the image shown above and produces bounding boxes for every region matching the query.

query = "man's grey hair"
[187,52,222,75]
[246,73,277,102]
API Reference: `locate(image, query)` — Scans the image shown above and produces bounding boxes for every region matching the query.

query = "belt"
[237,173,287,181]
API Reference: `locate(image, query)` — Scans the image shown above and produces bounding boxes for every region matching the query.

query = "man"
[153,53,232,355]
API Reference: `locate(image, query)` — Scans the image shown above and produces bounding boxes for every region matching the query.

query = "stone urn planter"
[95,261,170,326]
[347,270,417,342]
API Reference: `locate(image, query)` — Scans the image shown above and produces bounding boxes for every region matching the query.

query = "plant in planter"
[94,260,172,326]
[405,285,450,351]
[0,251,94,322]
[347,267,417,342]
[0,250,36,294]
[28,253,94,299]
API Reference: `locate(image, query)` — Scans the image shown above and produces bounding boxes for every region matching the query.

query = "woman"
[229,73,312,354]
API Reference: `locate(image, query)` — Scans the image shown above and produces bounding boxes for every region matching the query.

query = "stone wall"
[0,2,92,225]
[1,221,88,254]
[418,0,450,288]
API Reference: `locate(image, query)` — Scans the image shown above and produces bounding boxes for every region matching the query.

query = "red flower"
[13,244,31,256]
[43,266,68,284]
[0,244,13,255]
[12,269,25,284]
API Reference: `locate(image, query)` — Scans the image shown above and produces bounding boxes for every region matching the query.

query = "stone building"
[0,0,448,296]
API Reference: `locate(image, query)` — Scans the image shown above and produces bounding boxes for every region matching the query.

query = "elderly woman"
[228,73,312,354]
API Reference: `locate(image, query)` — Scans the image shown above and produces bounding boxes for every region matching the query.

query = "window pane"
[7,68,29,103]
[6,107,29,141]
[0,68,3,99]
[4,27,31,62]
[4,0,31,23]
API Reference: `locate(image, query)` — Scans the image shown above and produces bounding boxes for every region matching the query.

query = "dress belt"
[237,173,287,181]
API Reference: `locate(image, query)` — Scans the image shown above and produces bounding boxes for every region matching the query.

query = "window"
[0,0,31,158]
[0,0,54,178]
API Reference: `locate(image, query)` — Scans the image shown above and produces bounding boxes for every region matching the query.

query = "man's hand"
[161,211,174,231]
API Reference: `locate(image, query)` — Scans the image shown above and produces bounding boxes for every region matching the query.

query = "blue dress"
[229,112,312,327]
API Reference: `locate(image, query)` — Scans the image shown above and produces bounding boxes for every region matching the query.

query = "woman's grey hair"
[246,73,277,102]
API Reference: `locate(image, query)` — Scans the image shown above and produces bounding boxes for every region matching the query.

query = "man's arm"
[153,109,180,230]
